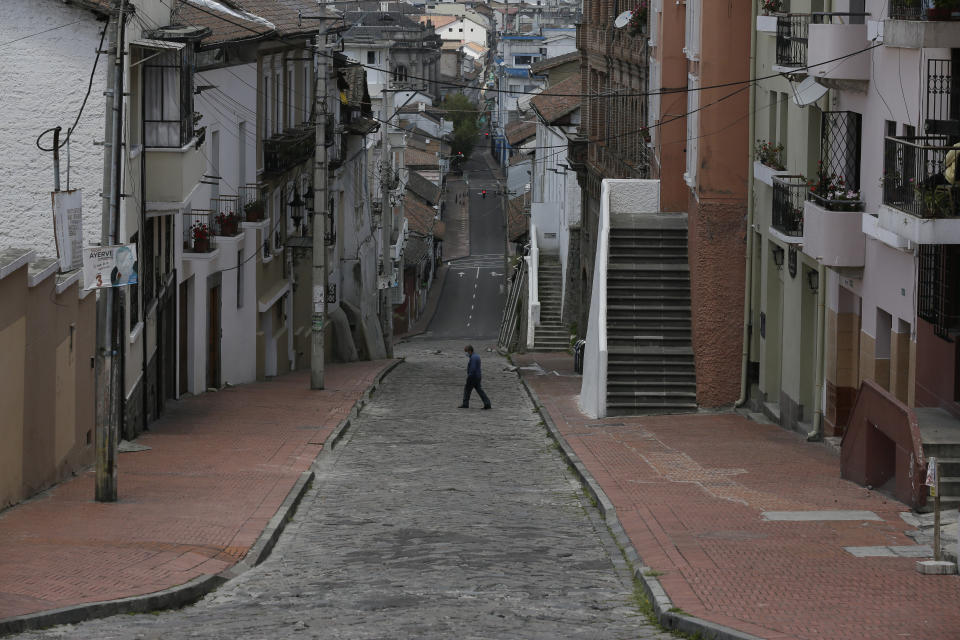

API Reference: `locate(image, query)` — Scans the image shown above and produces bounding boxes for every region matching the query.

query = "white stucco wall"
[0,0,108,257]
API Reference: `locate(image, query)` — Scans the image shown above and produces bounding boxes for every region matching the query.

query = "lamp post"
[289,185,305,234]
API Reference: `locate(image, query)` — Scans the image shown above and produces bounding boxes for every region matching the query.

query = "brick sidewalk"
[515,352,960,640]
[0,360,395,622]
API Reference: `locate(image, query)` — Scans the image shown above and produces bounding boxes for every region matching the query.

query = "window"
[287,68,294,126]
[263,75,271,138]
[143,49,193,147]
[367,50,376,64]
[683,0,701,61]
[393,65,408,83]
[514,55,536,65]
[303,67,309,120]
[273,72,280,134]
[238,121,247,185]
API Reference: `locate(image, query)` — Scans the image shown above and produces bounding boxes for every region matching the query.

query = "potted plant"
[640,126,652,144]
[244,198,265,222]
[760,0,783,15]
[808,162,863,212]
[627,0,648,36]
[216,211,240,236]
[928,0,957,20]
[191,221,212,252]
[755,139,785,170]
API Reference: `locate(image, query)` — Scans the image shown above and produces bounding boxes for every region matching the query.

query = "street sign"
[52,189,83,272]
[927,457,938,497]
[83,244,138,290]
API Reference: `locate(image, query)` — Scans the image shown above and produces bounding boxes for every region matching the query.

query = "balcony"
[262,123,315,179]
[802,198,866,267]
[182,207,243,254]
[144,139,205,205]
[771,175,808,241]
[239,184,266,223]
[808,13,870,81]
[775,14,810,71]
[886,1,960,48]
[880,135,960,244]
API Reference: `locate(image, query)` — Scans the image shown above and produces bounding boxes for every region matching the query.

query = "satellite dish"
[791,76,828,107]
[614,11,633,29]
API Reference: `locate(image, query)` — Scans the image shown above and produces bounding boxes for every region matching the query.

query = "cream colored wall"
[0,271,26,508]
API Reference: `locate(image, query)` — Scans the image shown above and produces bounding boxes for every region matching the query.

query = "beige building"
[0,250,95,509]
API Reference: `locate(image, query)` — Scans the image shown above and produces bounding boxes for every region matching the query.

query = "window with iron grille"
[919,245,960,340]
[143,50,194,148]
[776,14,809,68]
[820,111,862,191]
[926,57,960,138]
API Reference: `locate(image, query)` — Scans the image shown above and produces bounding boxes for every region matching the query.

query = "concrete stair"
[605,221,697,416]
[534,257,569,352]
[916,408,960,512]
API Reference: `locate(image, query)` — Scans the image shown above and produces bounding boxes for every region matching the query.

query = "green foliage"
[442,93,480,160]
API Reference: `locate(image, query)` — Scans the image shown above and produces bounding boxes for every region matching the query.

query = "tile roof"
[404,195,444,238]
[530,75,581,124]
[403,147,439,169]
[174,0,330,45]
[464,41,488,54]
[420,14,458,29]
[530,51,579,74]
[407,171,441,205]
[506,194,530,242]
[404,234,431,265]
[505,120,536,146]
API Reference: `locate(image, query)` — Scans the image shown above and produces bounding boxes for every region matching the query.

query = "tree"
[442,93,480,160]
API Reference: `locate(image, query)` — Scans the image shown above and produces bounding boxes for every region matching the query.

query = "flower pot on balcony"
[193,237,210,253]
[220,218,239,236]
[244,202,265,222]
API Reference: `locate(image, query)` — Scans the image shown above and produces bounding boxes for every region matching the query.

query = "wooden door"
[179,279,189,396]
[207,285,221,390]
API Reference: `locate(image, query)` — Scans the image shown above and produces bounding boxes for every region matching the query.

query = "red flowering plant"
[191,221,211,241]
[640,126,652,144]
[627,1,648,36]
[808,161,863,212]
[215,211,241,236]
[760,0,783,15]
[755,139,785,170]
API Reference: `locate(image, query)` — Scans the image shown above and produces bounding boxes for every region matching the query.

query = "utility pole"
[379,62,394,359]
[501,181,509,289]
[311,36,330,390]
[95,0,126,502]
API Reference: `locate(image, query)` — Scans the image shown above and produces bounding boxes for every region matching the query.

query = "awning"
[130,39,186,50]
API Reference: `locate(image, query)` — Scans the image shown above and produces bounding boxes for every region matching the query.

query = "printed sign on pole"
[51,190,84,272]
[83,244,138,290]
[926,457,938,497]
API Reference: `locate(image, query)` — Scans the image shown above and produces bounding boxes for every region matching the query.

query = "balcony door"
[207,275,221,390]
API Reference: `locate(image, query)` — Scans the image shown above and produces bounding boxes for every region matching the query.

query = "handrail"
[526,221,540,350]
[580,179,610,418]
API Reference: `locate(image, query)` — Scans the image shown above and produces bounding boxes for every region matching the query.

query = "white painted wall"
[0,0,108,256]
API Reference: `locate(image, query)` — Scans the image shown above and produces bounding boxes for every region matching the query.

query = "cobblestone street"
[13,340,669,640]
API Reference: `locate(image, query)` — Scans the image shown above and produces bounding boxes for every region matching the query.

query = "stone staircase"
[533,257,569,352]
[606,216,697,416]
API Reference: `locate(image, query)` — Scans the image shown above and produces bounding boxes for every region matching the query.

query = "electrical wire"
[0,19,84,48]
[35,24,108,152]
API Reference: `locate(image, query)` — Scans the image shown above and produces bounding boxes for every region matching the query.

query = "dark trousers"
[462,376,491,408]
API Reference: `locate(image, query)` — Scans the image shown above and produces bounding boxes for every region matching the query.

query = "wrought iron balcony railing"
[883,135,960,219]
[239,183,266,222]
[262,123,315,178]
[772,175,809,237]
[776,14,810,68]
[919,244,960,339]
[889,0,931,20]
[183,209,215,253]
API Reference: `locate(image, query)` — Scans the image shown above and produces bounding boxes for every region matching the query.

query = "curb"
[515,375,764,640]
[0,358,405,638]
[400,266,450,340]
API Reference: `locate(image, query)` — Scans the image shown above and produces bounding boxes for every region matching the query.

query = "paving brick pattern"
[515,351,960,640]
[0,360,393,622]
[9,340,672,639]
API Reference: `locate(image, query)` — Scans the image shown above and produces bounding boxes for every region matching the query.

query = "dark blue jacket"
[467,353,482,380]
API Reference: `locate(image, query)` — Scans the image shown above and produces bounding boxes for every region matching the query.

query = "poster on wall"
[83,244,138,290]
[51,189,84,272]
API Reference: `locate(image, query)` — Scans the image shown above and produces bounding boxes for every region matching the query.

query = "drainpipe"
[736,0,760,408]
[808,263,827,441]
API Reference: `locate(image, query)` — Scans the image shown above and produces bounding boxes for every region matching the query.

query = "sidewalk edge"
[516,375,765,640]
[0,358,404,638]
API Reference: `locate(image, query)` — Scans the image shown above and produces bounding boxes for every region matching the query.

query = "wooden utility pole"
[95,0,126,502]
[311,37,330,390]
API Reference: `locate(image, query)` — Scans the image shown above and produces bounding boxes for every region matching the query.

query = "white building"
[0,0,108,256]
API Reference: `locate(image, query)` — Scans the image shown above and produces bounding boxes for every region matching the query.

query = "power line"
[0,19,84,48]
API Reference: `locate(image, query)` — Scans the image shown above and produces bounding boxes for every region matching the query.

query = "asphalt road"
[428,147,508,340]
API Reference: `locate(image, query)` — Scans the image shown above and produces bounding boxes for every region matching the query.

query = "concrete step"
[606,403,699,416]
[609,263,690,273]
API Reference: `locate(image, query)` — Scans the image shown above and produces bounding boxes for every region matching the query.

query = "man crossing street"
[459,344,491,409]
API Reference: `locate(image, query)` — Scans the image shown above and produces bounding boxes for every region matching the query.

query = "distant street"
[428,146,508,339]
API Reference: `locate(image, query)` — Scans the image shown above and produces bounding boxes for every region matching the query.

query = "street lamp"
[289,185,305,234]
